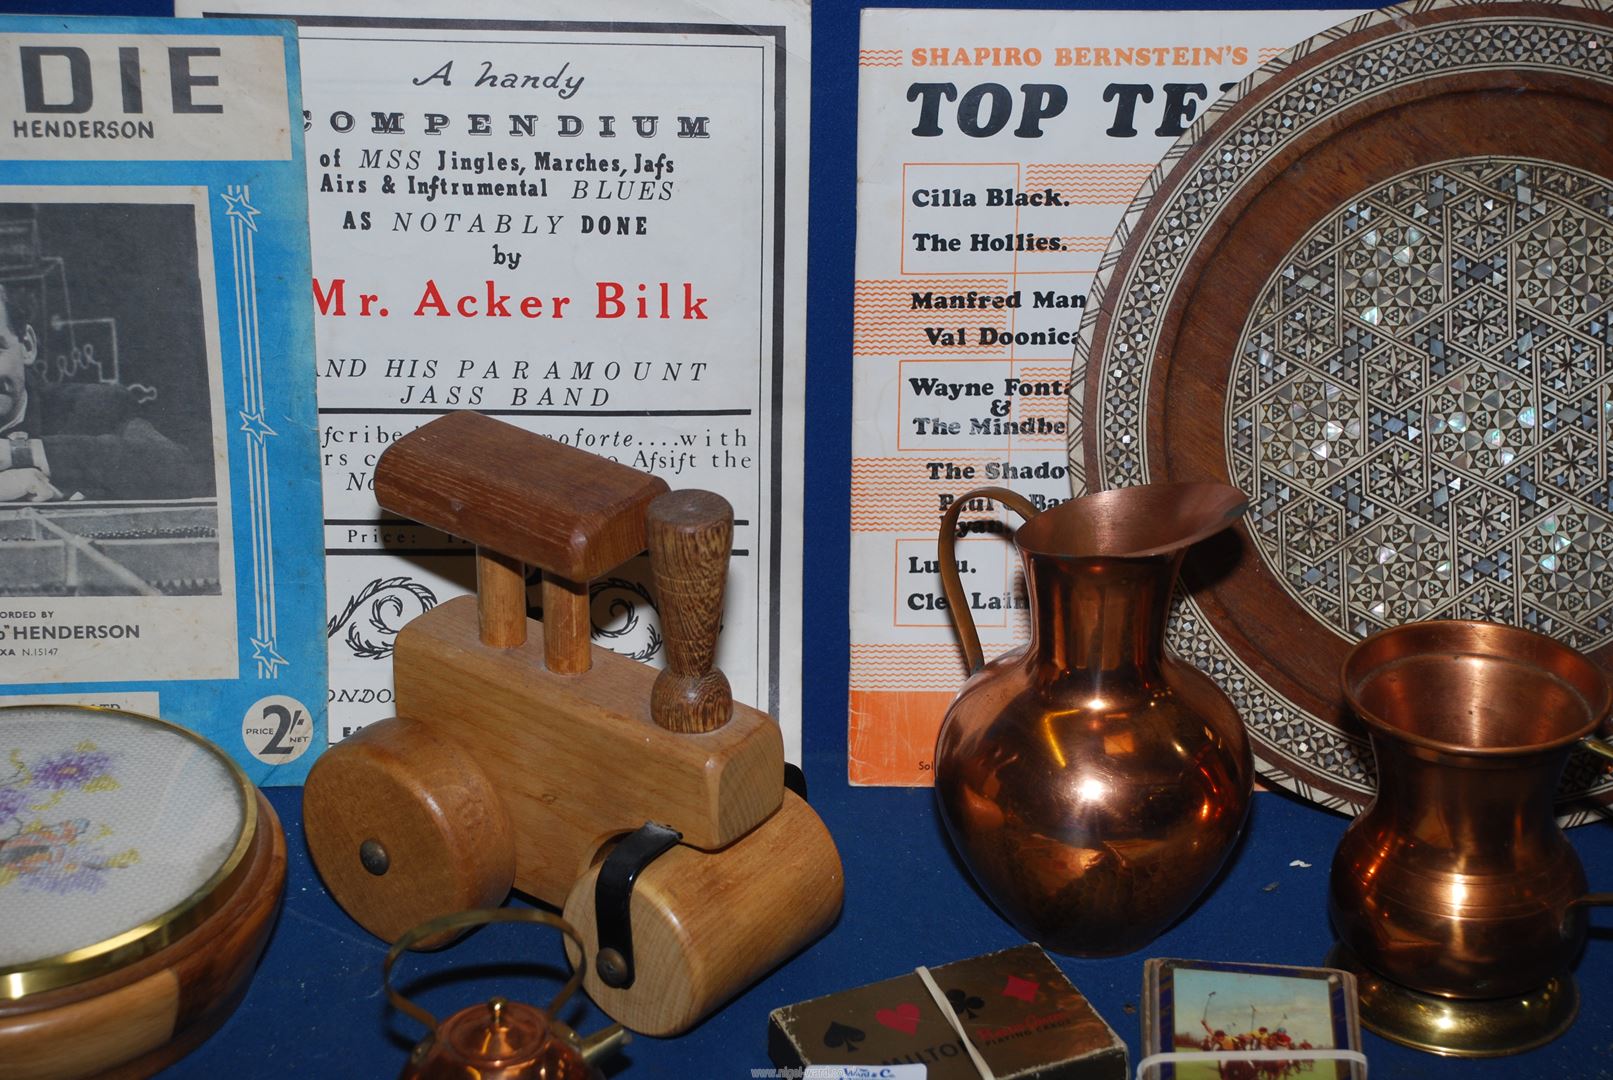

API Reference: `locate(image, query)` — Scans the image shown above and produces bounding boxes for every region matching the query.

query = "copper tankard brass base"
[1328,945,1579,1057]
[1328,620,1613,1056]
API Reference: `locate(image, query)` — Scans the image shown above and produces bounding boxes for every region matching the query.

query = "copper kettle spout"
[576,1023,632,1065]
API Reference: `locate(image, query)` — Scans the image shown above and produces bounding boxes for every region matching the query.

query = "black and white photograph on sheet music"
[0,197,227,602]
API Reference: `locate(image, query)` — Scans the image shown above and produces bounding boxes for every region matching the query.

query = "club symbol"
[822,1021,866,1052]
[947,987,986,1019]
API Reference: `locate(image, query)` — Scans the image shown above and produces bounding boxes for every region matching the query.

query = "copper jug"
[1331,620,1613,1006]
[386,909,629,1080]
[934,482,1252,955]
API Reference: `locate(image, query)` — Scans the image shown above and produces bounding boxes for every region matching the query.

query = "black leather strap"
[593,821,682,989]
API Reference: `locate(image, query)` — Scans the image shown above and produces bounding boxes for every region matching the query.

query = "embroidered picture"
[0,740,137,894]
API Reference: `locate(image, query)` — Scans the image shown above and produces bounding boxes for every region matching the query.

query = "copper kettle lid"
[442,996,553,1068]
[403,997,604,1080]
[387,909,627,1080]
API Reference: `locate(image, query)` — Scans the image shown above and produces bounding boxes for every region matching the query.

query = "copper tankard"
[1331,619,1613,1008]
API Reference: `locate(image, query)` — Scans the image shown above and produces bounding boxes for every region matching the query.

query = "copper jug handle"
[937,486,1041,674]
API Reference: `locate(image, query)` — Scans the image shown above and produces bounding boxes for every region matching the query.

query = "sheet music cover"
[847,9,1360,783]
[179,0,809,761]
[0,16,327,784]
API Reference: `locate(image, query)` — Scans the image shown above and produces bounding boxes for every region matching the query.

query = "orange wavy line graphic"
[853,645,965,680]
[855,278,1015,356]
[1017,396,1066,415]
[1021,163,1153,205]
[860,49,904,67]
[1056,236,1111,253]
[852,456,1009,531]
[1013,367,1072,429]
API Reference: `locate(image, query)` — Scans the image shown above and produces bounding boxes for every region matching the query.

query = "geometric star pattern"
[1078,5,1613,818]
[1229,158,1613,647]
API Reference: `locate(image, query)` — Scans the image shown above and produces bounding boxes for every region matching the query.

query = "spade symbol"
[947,987,986,1019]
[823,1021,867,1052]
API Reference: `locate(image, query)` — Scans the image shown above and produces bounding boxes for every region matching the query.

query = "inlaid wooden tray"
[1071,0,1613,822]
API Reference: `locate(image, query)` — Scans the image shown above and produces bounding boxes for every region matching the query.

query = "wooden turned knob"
[647,490,733,733]
[303,717,515,947]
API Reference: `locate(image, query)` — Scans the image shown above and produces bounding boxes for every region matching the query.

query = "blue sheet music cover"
[0,16,326,784]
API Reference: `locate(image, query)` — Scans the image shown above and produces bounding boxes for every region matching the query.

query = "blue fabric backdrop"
[14,2,1613,1077]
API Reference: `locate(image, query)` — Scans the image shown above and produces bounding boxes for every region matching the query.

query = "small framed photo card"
[1142,958,1366,1080]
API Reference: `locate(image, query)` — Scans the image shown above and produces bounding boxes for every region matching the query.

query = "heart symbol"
[1002,975,1039,1002]
[875,1002,921,1035]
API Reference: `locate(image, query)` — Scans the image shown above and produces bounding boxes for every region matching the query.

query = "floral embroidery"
[30,749,116,791]
[0,785,26,822]
[0,740,136,894]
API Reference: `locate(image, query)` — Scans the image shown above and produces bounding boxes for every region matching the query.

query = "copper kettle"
[386,909,629,1080]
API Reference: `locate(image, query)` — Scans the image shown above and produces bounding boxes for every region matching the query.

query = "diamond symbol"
[1002,975,1039,1002]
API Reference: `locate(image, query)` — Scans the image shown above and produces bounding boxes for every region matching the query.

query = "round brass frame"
[0,704,257,1000]
[1328,945,1579,1057]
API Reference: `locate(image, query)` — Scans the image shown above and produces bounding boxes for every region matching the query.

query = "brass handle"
[1580,735,1613,764]
[1574,736,1613,908]
[1574,893,1613,907]
[936,486,1040,675]
[384,907,587,1033]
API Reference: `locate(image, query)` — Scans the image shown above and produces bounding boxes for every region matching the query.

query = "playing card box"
[1140,958,1366,1080]
[768,944,1127,1079]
